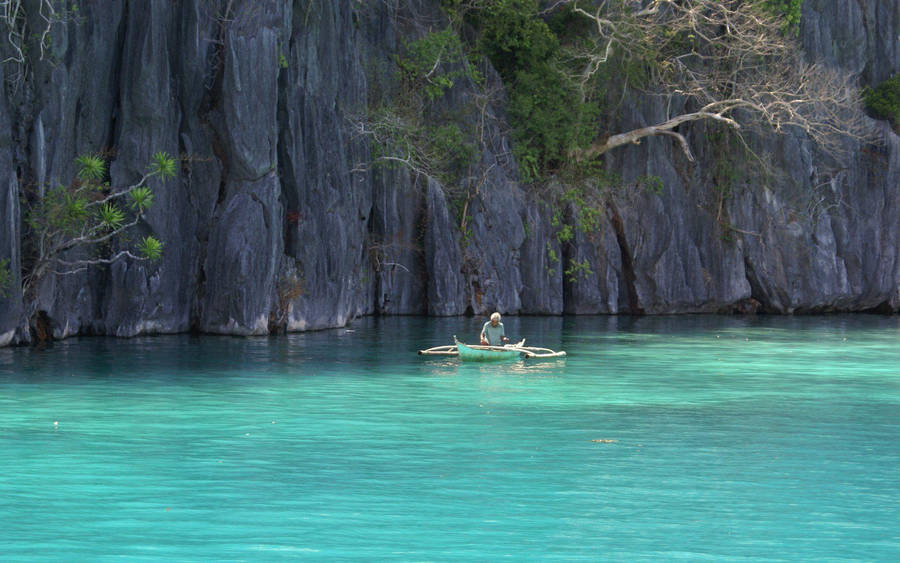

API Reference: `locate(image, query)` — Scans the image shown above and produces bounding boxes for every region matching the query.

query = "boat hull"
[455,340,521,362]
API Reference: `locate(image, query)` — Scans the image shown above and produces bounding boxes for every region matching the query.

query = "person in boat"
[480,312,510,346]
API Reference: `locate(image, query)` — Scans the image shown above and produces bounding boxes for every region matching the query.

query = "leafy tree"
[764,0,804,33]
[453,0,599,179]
[863,74,900,130]
[397,28,479,101]
[506,65,592,178]
[21,151,175,296]
[470,0,558,78]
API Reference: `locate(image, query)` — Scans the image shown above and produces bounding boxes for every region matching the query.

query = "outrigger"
[418,336,566,361]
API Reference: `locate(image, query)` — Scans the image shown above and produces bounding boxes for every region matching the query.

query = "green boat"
[417,337,566,361]
[454,338,524,362]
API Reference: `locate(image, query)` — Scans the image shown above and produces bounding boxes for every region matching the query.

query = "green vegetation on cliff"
[465,0,598,180]
[350,0,870,289]
[864,74,900,131]
[764,0,803,33]
[360,0,867,191]
[436,0,864,183]
[19,151,174,297]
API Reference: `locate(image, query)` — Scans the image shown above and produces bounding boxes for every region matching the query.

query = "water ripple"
[0,315,898,560]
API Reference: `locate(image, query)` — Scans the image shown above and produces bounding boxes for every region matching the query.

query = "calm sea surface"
[1,315,898,561]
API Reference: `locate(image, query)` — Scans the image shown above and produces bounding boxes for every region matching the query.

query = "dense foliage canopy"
[864,74,900,131]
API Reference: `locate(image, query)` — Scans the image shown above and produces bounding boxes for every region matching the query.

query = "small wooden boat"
[456,338,524,362]
[418,336,566,361]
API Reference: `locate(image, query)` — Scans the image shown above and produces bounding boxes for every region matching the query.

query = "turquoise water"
[1,315,898,561]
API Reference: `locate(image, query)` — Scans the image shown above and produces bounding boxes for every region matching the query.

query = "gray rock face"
[424,177,467,316]
[278,0,374,331]
[15,1,129,340]
[563,1,900,315]
[461,161,527,315]
[722,122,898,313]
[103,0,194,338]
[716,0,900,313]
[0,94,22,345]
[803,0,900,81]
[202,175,282,334]
[0,0,896,347]
[519,192,564,314]
[201,2,285,334]
[370,166,428,316]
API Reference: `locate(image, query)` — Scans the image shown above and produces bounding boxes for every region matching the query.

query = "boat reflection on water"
[420,355,566,378]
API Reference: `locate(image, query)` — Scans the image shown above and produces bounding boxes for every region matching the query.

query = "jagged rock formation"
[0,0,897,346]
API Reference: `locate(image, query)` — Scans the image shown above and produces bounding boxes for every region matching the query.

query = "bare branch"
[83,172,155,209]
[51,215,143,256]
[52,251,147,275]
[348,110,447,180]
[572,108,742,162]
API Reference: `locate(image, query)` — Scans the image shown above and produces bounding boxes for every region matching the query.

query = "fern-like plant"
[129,187,155,212]
[75,154,107,181]
[98,202,126,230]
[136,236,164,261]
[150,151,177,178]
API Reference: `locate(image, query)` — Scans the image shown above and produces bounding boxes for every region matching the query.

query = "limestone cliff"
[0,0,897,346]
